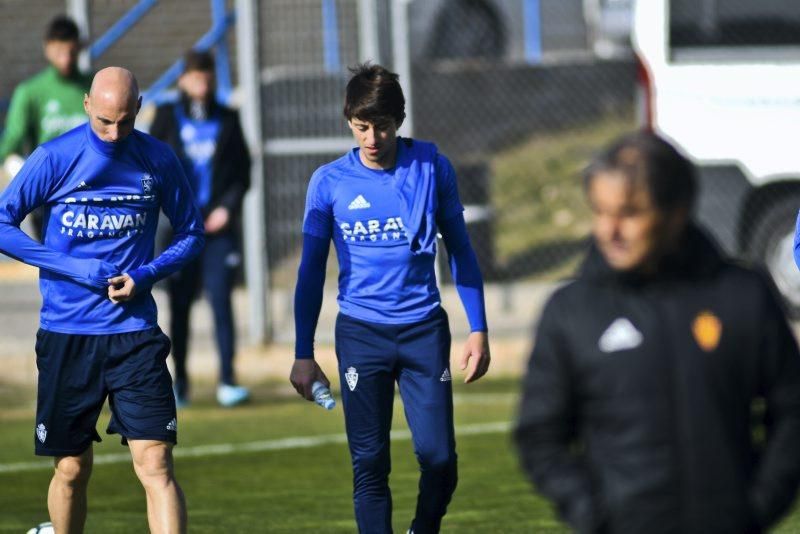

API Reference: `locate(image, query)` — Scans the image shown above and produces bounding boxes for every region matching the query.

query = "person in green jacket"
[0,15,92,237]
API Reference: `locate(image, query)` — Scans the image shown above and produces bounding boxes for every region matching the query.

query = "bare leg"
[129,439,187,534]
[48,446,93,533]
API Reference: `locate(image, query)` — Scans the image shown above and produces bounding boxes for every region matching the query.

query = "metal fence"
[254,0,636,296]
[0,0,637,335]
[248,0,800,341]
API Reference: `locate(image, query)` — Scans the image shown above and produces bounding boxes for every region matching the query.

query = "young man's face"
[44,39,80,77]
[348,117,398,170]
[588,170,682,273]
[178,69,215,103]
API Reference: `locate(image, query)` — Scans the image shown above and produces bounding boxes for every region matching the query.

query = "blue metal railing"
[524,0,543,63]
[89,0,158,60]
[7,0,345,114]
[141,8,236,104]
[322,0,341,73]
[211,0,233,103]
[86,0,236,104]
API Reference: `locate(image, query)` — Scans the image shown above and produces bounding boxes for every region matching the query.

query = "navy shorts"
[34,327,177,456]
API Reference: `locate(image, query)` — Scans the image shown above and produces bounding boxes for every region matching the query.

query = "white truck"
[631,0,800,312]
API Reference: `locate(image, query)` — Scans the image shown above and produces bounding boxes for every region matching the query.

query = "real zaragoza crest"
[141,173,154,194]
[36,423,47,443]
[692,310,722,352]
[345,367,358,391]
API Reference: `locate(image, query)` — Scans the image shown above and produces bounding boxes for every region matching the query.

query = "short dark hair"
[183,49,215,74]
[584,130,697,214]
[45,15,80,42]
[343,63,406,126]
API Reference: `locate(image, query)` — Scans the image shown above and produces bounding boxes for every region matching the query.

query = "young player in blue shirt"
[0,67,203,533]
[290,64,491,534]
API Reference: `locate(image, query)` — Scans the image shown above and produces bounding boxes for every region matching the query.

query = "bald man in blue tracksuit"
[290,64,492,534]
[0,67,203,532]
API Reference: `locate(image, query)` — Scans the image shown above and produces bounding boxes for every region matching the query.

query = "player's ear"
[83,93,90,115]
[136,96,142,114]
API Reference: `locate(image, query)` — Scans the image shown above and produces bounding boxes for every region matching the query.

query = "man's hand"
[108,274,136,304]
[204,206,230,235]
[290,358,330,401]
[460,331,491,384]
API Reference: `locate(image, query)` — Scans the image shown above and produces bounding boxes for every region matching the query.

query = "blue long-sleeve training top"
[295,138,487,358]
[0,122,205,334]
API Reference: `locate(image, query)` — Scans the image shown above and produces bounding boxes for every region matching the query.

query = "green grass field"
[2,376,800,533]
[0,377,565,533]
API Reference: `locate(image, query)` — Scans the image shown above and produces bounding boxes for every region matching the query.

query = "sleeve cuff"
[128,266,157,291]
[294,339,314,360]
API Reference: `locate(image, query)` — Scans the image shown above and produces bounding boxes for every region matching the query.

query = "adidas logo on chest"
[598,317,643,353]
[348,194,371,210]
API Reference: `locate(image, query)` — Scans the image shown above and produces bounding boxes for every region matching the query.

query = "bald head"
[84,67,141,143]
[89,67,139,103]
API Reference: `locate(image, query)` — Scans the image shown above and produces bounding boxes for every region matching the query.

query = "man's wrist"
[295,338,315,360]
[127,266,155,291]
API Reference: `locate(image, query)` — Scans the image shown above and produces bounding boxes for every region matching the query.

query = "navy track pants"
[335,307,457,534]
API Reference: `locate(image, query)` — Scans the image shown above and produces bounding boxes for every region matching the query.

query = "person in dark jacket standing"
[150,50,251,407]
[514,131,800,534]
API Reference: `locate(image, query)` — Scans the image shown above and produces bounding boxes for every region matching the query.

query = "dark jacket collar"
[579,223,726,286]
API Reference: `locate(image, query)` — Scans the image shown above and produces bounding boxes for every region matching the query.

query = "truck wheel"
[747,197,800,317]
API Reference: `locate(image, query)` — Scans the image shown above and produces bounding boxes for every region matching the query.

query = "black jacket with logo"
[150,97,250,220]
[514,225,800,534]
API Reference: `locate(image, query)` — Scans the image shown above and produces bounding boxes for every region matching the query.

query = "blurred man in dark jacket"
[514,131,800,534]
[150,50,251,408]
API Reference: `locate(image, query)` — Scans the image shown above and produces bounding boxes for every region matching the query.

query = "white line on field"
[452,392,516,404]
[0,421,511,474]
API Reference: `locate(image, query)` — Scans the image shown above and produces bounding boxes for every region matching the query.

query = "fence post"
[236,0,271,344]
[358,0,381,63]
[66,0,92,72]
[390,0,413,137]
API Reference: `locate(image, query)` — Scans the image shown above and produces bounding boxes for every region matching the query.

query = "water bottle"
[312,381,336,410]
